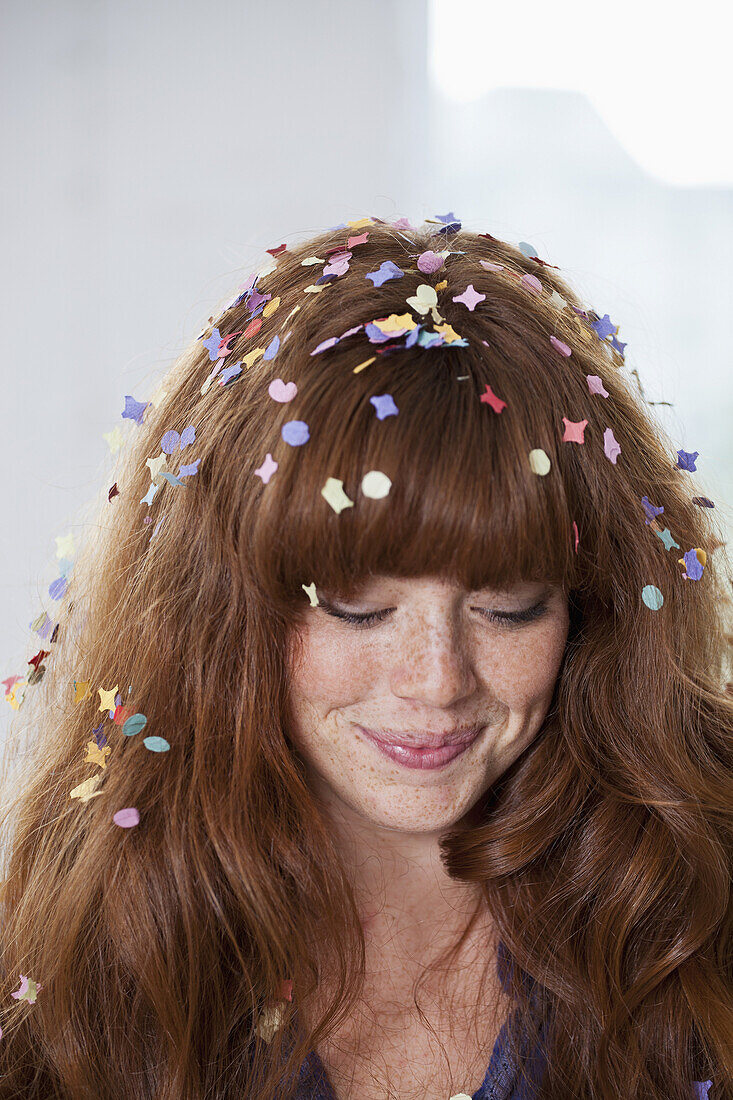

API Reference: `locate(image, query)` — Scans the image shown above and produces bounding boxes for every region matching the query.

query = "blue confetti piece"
[682,549,704,580]
[178,459,201,478]
[48,576,67,600]
[161,430,180,454]
[370,394,399,420]
[122,713,147,737]
[143,735,170,753]
[642,585,664,610]
[180,424,196,448]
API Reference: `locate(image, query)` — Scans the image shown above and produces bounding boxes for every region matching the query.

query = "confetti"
[113,808,140,828]
[452,284,486,311]
[603,428,621,463]
[479,384,506,414]
[122,713,147,737]
[254,454,278,484]
[143,735,170,753]
[586,374,609,397]
[370,394,399,419]
[641,496,664,525]
[361,471,391,499]
[416,250,446,274]
[676,449,699,471]
[282,421,310,446]
[302,583,319,607]
[678,548,706,581]
[528,449,551,475]
[562,418,588,443]
[321,478,354,514]
[268,379,297,402]
[642,585,664,610]
[550,336,571,357]
[98,685,119,713]
[366,260,405,287]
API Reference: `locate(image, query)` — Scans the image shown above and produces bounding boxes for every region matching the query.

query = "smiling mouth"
[357,724,483,749]
[357,726,484,770]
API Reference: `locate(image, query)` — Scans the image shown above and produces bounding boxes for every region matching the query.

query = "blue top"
[291,940,550,1100]
[287,940,714,1100]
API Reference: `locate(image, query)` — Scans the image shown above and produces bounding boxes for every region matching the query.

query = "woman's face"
[286,575,570,835]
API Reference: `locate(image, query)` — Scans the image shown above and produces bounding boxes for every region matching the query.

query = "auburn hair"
[0,218,730,1099]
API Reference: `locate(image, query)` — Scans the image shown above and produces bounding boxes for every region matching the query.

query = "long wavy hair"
[0,217,731,1100]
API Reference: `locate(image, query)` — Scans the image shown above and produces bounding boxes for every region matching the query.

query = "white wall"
[2,0,731,738]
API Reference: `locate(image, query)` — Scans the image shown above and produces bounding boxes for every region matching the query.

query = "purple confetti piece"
[161,429,180,454]
[417,250,445,274]
[122,395,149,426]
[370,394,399,419]
[676,448,699,471]
[218,362,242,385]
[281,420,310,446]
[178,459,201,478]
[692,496,715,508]
[263,334,281,360]
[366,260,405,287]
[48,576,67,600]
[311,336,340,356]
[202,328,224,360]
[681,549,704,580]
[641,495,664,524]
[180,425,196,448]
[550,336,572,356]
[590,314,616,340]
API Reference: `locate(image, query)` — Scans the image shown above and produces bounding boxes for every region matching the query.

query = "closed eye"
[319,601,548,629]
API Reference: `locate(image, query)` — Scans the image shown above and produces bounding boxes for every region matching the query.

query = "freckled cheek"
[476,626,567,708]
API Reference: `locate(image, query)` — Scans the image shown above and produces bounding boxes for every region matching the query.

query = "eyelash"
[322,602,548,629]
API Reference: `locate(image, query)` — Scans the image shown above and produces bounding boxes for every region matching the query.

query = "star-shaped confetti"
[98,685,119,713]
[655,527,680,551]
[103,425,126,454]
[122,395,149,426]
[321,478,354,514]
[146,453,167,479]
[370,394,399,419]
[452,284,486,311]
[562,418,588,443]
[254,453,278,484]
[676,449,699,471]
[55,533,75,559]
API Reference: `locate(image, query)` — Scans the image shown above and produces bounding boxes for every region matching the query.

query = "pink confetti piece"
[562,418,588,443]
[113,807,140,828]
[586,374,609,397]
[479,384,507,414]
[604,427,621,463]
[550,336,571,357]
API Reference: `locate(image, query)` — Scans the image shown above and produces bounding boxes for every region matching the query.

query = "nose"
[389,616,478,708]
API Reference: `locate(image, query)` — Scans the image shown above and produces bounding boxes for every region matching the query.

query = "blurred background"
[2,0,731,737]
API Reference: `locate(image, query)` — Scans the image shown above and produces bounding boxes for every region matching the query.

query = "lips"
[357,724,482,749]
[358,725,483,770]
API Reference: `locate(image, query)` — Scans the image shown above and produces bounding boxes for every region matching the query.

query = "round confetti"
[361,470,392,499]
[281,420,310,446]
[528,449,551,475]
[122,713,147,737]
[113,807,140,828]
[161,430,180,454]
[641,585,664,610]
[143,735,170,753]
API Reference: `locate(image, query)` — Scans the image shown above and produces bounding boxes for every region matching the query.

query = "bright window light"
[428,0,732,187]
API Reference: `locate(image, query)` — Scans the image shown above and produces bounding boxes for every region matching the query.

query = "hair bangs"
[250,344,578,617]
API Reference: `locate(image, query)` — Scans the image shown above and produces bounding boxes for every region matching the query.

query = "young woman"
[0,215,729,1100]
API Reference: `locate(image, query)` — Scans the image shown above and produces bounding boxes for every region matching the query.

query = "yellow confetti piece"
[353,356,376,374]
[361,471,391,499]
[435,279,448,291]
[302,582,319,607]
[74,680,92,703]
[321,478,354,514]
[304,284,329,294]
[98,685,119,713]
[55,533,75,560]
[262,296,281,318]
[300,256,325,266]
[406,284,437,315]
[433,321,463,343]
[372,312,417,334]
[242,347,267,369]
[6,680,27,710]
[69,774,104,802]
[84,740,111,769]
[346,217,374,229]
[528,449,551,475]
[103,425,126,454]
[146,453,167,480]
[256,1003,286,1042]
